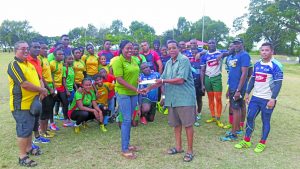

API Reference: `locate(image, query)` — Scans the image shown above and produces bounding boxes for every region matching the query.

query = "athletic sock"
[244,137,251,142]
[260,140,266,144]
[229,114,233,124]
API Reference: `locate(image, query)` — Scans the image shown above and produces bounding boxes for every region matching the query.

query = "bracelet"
[161,95,165,99]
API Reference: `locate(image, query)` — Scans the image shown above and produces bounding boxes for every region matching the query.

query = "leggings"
[70,110,95,125]
[57,91,69,120]
[245,96,275,142]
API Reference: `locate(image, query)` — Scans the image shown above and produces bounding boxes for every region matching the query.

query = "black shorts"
[41,95,55,120]
[229,90,245,110]
[141,98,157,115]
[98,104,110,116]
[12,110,35,138]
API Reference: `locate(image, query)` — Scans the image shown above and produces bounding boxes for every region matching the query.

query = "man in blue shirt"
[220,38,251,141]
[60,35,72,57]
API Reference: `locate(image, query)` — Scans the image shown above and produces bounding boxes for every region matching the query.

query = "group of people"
[8,34,283,167]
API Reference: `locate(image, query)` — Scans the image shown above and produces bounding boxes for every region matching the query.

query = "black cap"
[232,38,243,43]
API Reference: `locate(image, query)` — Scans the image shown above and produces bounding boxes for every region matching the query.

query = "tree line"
[0,0,299,55]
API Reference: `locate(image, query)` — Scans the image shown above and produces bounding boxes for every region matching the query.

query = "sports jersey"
[68,90,96,117]
[27,55,42,78]
[73,60,85,85]
[190,58,201,84]
[132,54,146,66]
[7,57,41,111]
[103,74,116,99]
[140,50,160,71]
[227,51,251,91]
[201,50,222,77]
[47,53,55,62]
[139,72,160,102]
[50,60,64,88]
[160,55,171,68]
[63,66,75,92]
[96,82,114,106]
[38,55,53,83]
[81,54,99,76]
[99,64,110,73]
[251,60,283,99]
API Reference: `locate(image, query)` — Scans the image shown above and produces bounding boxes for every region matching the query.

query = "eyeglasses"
[17,47,29,51]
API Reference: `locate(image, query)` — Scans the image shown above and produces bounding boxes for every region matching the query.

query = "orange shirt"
[27,55,42,78]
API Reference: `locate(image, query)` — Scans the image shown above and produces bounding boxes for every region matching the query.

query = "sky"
[0,0,250,37]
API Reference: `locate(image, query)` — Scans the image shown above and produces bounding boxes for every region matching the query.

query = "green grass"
[0,52,300,169]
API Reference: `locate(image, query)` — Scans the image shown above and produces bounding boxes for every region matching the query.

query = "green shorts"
[204,74,222,92]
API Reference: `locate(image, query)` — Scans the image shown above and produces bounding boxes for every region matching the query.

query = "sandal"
[19,156,37,167]
[121,152,137,160]
[167,147,184,155]
[183,153,194,162]
[27,147,42,156]
[128,145,141,152]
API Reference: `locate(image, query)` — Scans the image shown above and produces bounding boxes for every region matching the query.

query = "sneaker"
[100,124,107,132]
[49,123,60,131]
[235,140,252,149]
[220,133,238,142]
[223,124,232,129]
[216,120,224,128]
[156,102,163,113]
[31,143,40,149]
[74,125,80,134]
[82,122,89,129]
[194,122,200,127]
[140,116,148,125]
[206,118,216,123]
[236,130,243,135]
[63,121,74,127]
[163,108,169,115]
[196,113,202,120]
[33,136,50,144]
[254,143,266,153]
[40,131,54,138]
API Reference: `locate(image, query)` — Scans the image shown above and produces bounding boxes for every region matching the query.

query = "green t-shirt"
[63,66,75,91]
[132,54,146,66]
[47,53,55,62]
[112,54,140,95]
[69,90,96,111]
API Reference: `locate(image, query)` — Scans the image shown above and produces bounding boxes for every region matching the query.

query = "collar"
[14,56,25,63]
[120,54,131,63]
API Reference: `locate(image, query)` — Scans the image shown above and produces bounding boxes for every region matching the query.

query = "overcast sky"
[0,0,249,37]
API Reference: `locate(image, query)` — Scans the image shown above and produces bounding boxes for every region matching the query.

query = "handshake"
[137,79,164,95]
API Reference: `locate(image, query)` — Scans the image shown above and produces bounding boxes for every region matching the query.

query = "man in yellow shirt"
[7,41,48,167]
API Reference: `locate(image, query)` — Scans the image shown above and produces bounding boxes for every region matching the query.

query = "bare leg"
[185,126,194,154]
[174,125,182,151]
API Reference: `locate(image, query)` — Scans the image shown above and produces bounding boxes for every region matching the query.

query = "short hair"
[103,40,111,44]
[72,48,80,55]
[133,43,139,47]
[167,40,178,47]
[261,42,273,50]
[28,40,40,48]
[94,73,103,80]
[153,39,160,45]
[86,44,94,50]
[82,77,92,84]
[53,48,64,57]
[14,40,27,52]
[60,34,69,39]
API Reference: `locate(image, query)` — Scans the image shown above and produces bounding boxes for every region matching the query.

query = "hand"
[216,53,223,61]
[266,99,276,109]
[96,92,101,99]
[160,98,165,106]
[49,88,55,95]
[77,87,83,93]
[155,79,163,84]
[104,106,108,110]
[233,91,241,101]
[201,86,206,93]
[245,93,250,104]
[138,88,148,95]
[40,88,48,98]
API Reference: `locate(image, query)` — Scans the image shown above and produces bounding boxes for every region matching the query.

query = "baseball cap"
[232,38,243,43]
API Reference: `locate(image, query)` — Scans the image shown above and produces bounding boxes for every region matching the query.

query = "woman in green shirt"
[68,78,107,133]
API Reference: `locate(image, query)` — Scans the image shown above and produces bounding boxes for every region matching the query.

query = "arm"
[234,67,248,100]
[20,81,47,97]
[42,78,54,95]
[245,76,255,104]
[200,65,206,93]
[156,59,163,74]
[116,77,138,92]
[76,99,96,113]
[92,100,103,122]
[266,80,283,109]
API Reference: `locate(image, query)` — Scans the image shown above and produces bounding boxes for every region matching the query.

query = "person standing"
[140,41,163,74]
[235,42,283,152]
[143,40,196,162]
[112,40,141,159]
[7,41,48,167]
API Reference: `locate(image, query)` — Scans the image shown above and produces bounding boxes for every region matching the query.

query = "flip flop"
[167,147,184,155]
[121,152,137,160]
[128,145,141,152]
[183,153,194,162]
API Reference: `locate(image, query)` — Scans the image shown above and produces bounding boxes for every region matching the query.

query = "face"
[66,55,74,65]
[228,43,234,54]
[16,42,29,60]
[191,49,198,57]
[87,45,94,55]
[40,44,48,57]
[260,46,273,60]
[61,36,70,47]
[82,80,92,91]
[190,40,197,49]
[208,40,216,51]
[153,43,160,50]
[141,42,149,52]
[95,77,103,86]
[74,49,82,60]
[141,63,151,75]
[133,45,139,56]
[178,41,186,51]
[99,69,107,77]
[233,42,243,52]
[161,46,167,56]
[167,43,179,58]
[100,55,107,65]
[29,42,41,57]
[104,41,111,50]
[55,50,64,62]
[122,43,133,58]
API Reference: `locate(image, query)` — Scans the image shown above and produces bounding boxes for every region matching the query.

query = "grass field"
[0,52,300,169]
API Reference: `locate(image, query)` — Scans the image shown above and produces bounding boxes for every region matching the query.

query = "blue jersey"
[161,55,171,69]
[252,60,283,99]
[139,72,160,102]
[190,58,201,85]
[228,51,251,91]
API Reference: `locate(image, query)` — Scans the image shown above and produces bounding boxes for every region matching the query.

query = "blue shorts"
[229,90,245,110]
[12,110,35,138]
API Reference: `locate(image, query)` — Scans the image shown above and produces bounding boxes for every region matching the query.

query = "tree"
[110,20,127,35]
[128,21,156,44]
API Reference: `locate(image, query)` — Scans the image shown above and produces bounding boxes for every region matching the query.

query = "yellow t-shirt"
[99,64,110,74]
[50,60,63,88]
[81,54,99,76]
[7,59,41,111]
[38,55,52,83]
[96,82,115,106]
[73,60,86,84]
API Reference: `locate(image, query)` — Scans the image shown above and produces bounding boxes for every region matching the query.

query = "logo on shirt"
[229,59,237,67]
[207,59,219,67]
[255,72,267,82]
